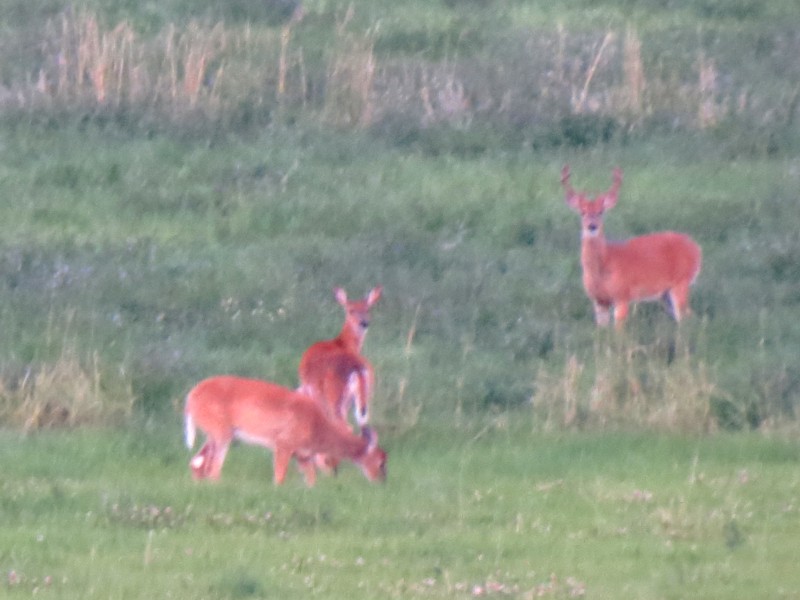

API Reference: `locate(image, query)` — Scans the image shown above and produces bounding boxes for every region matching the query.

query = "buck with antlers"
[562,165,701,328]
[184,376,387,486]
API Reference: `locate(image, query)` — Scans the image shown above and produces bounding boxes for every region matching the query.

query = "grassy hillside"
[1,120,797,430]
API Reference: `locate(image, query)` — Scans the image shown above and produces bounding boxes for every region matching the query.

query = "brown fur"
[563,166,701,327]
[298,286,382,426]
[184,376,387,486]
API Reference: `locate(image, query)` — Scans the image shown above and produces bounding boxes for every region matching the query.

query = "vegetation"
[0,0,799,597]
[3,423,800,598]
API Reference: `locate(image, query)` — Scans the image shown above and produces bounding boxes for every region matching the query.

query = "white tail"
[298,286,382,427]
[183,376,387,486]
[184,412,196,449]
[562,165,702,328]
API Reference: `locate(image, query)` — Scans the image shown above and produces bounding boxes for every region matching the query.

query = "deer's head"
[562,166,623,238]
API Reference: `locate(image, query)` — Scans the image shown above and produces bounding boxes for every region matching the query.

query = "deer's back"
[584,231,701,302]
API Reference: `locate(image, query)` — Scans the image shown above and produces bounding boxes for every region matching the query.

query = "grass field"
[3,424,800,598]
[1,0,800,597]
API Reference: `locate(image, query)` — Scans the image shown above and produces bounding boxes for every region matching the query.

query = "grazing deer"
[298,286,382,427]
[562,165,702,328]
[184,376,387,486]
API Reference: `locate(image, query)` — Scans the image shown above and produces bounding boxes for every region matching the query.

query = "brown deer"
[562,165,701,327]
[298,286,382,427]
[184,376,387,486]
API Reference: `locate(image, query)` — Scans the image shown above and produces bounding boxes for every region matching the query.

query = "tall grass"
[0,351,134,432]
[0,311,135,431]
[2,4,797,151]
[533,324,721,433]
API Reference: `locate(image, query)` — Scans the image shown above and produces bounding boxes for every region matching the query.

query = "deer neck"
[309,409,368,459]
[337,323,365,353]
[323,424,368,460]
[580,233,610,276]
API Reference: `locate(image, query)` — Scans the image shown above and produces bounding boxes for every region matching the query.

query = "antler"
[562,164,580,210]
[610,167,623,191]
[561,165,572,190]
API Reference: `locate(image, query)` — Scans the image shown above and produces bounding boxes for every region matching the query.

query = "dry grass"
[3,8,788,136]
[375,303,423,436]
[534,327,722,433]
[696,51,723,129]
[322,5,377,127]
[24,11,258,122]
[162,21,226,110]
[0,350,135,432]
[622,26,646,116]
[571,30,616,115]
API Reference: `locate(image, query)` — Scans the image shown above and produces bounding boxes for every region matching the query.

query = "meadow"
[3,423,800,598]
[1,0,800,597]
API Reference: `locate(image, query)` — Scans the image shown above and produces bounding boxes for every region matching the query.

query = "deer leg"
[190,441,214,479]
[359,366,374,426]
[272,448,292,485]
[668,285,692,321]
[207,440,230,480]
[593,302,612,327]
[344,371,363,424]
[613,302,630,328]
[661,291,674,318]
[296,455,318,488]
[314,453,339,475]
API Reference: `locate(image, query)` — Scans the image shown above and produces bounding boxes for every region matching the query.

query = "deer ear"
[334,287,348,306]
[367,286,382,306]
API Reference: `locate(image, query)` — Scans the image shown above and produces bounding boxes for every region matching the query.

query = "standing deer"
[184,375,387,486]
[298,286,382,427]
[562,165,701,328]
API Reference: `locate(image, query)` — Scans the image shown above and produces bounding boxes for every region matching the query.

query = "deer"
[298,286,382,428]
[562,165,702,328]
[184,375,387,486]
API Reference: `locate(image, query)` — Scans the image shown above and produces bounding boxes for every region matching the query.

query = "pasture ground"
[3,423,799,598]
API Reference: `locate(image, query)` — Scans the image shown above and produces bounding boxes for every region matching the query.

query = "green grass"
[1,122,797,425]
[2,423,799,598]
[1,1,799,597]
